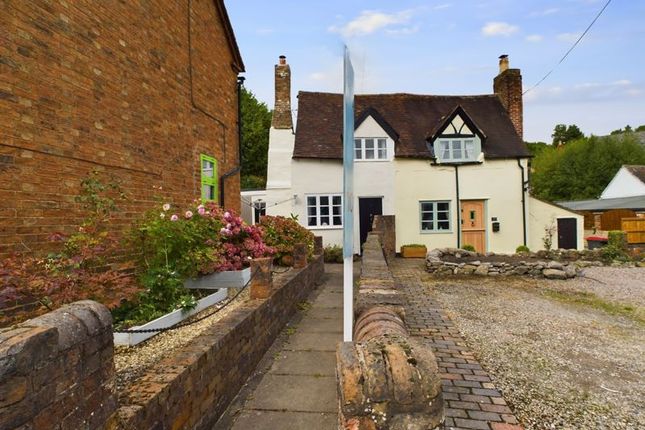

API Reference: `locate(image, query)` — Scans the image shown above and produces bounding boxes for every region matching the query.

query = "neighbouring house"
[559,165,645,239]
[600,165,645,199]
[258,55,582,254]
[0,0,244,256]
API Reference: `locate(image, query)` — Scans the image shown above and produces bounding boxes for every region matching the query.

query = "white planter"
[183,267,251,290]
[113,289,227,346]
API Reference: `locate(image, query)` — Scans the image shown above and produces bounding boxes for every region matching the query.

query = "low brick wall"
[117,255,324,430]
[337,234,443,429]
[426,248,584,279]
[0,301,116,430]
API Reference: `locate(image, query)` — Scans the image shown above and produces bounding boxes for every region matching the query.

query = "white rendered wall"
[394,158,529,254]
[240,190,266,225]
[600,166,645,199]
[289,115,396,253]
[265,127,297,217]
[528,197,584,250]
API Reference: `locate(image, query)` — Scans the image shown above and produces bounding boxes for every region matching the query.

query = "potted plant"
[401,244,428,258]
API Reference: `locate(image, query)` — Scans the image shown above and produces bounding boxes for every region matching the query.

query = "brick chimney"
[493,54,523,139]
[272,55,293,129]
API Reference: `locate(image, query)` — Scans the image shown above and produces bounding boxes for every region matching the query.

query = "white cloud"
[481,22,519,37]
[557,32,581,42]
[525,80,643,105]
[386,26,419,35]
[530,7,560,17]
[526,34,543,42]
[329,9,415,37]
[433,3,452,10]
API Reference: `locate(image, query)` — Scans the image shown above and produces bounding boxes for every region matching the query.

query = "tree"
[240,87,272,190]
[531,134,645,201]
[551,124,584,145]
[525,141,549,156]
[636,124,645,132]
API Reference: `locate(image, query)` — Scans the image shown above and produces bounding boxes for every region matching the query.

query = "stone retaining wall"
[426,248,586,279]
[118,255,324,430]
[0,301,116,430]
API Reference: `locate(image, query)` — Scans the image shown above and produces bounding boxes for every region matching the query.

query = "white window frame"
[420,200,452,233]
[306,194,343,229]
[437,139,477,163]
[354,138,388,161]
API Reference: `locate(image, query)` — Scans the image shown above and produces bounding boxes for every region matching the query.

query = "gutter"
[455,165,460,248]
[517,158,527,246]
[220,76,245,207]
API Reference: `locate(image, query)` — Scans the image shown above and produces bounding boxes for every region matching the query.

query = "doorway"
[557,218,577,249]
[359,197,383,248]
[460,200,486,253]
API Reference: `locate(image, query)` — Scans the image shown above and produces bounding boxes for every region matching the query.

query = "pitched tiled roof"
[624,165,645,184]
[293,92,530,159]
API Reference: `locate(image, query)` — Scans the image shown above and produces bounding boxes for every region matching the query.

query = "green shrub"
[462,244,476,252]
[259,215,315,265]
[323,245,343,263]
[516,245,530,254]
[608,231,627,249]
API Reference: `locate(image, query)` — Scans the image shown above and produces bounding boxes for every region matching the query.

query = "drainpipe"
[455,165,460,248]
[220,76,245,206]
[517,158,527,246]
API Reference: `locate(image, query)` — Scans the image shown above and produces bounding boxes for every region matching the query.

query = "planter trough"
[114,289,227,346]
[183,267,251,290]
[401,246,427,258]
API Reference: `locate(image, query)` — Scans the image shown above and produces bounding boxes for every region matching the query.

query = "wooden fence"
[622,217,645,244]
[601,209,636,231]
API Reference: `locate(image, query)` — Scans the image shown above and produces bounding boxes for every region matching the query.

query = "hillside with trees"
[529,124,645,202]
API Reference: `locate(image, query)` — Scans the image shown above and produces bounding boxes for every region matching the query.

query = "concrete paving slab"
[295,317,342,333]
[284,331,341,352]
[306,307,343,320]
[244,374,337,413]
[269,350,336,376]
[230,410,336,430]
[311,293,343,308]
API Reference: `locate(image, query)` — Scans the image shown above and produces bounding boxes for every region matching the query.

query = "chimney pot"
[498,54,509,74]
[279,55,286,65]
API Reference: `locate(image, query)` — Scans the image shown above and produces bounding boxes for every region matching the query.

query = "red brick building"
[0,0,244,256]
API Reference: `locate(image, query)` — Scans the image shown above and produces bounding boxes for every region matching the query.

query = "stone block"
[543,269,567,280]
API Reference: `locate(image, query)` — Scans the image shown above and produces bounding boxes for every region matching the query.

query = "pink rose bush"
[134,201,274,278]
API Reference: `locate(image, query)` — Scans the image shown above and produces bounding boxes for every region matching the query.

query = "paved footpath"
[215,265,343,430]
[390,258,524,430]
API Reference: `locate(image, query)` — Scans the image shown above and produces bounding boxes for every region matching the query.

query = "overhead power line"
[523,0,612,95]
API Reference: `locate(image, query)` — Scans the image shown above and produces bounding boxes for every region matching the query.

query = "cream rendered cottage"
[258,55,582,254]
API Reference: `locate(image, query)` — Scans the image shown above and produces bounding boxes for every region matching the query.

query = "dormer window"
[430,107,485,164]
[438,139,477,162]
[355,138,387,160]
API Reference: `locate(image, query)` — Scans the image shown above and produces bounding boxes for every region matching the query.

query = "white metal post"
[342,46,355,342]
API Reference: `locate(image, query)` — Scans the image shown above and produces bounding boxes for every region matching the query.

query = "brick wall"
[0,0,243,257]
[118,255,324,430]
[0,301,116,430]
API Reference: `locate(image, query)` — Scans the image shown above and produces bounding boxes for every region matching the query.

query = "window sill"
[420,230,453,234]
[307,226,343,230]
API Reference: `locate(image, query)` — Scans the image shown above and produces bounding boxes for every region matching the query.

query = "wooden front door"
[461,200,485,253]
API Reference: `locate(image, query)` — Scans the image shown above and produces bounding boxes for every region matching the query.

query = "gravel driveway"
[410,263,644,429]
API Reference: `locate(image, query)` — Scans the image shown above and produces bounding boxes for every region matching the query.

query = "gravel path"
[427,274,645,430]
[553,266,645,308]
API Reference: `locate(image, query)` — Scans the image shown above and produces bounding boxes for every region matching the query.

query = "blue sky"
[226,0,644,142]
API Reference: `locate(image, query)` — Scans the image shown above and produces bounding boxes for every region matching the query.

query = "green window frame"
[200,154,218,202]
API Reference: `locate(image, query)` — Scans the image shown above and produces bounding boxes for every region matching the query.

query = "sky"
[226,0,644,143]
